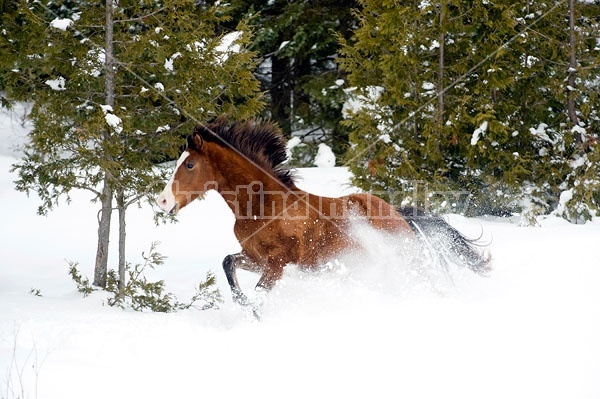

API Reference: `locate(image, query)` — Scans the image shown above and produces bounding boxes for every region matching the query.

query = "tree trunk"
[438,0,446,130]
[117,190,126,291]
[93,0,116,288]
[412,17,420,139]
[567,0,580,133]
[270,54,291,136]
[93,180,113,287]
[105,0,115,108]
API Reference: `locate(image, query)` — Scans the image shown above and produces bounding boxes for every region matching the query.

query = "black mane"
[192,117,296,189]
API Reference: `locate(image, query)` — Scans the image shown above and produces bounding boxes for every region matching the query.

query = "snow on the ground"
[1,133,599,398]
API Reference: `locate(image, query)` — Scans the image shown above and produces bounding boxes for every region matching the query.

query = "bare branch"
[113,7,166,24]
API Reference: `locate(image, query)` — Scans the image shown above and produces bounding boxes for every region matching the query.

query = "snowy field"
[1,110,600,398]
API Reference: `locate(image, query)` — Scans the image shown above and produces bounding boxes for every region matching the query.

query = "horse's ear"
[193,133,203,150]
[186,133,203,151]
[193,124,214,141]
[186,134,195,150]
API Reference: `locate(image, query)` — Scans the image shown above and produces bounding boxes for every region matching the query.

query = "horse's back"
[346,193,414,234]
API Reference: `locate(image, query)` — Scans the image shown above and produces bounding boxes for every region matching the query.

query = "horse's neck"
[210,153,298,219]
[218,179,301,219]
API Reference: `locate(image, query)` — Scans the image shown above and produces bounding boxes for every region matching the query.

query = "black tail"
[397,206,491,274]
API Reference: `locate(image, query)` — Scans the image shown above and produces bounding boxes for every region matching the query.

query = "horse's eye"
[185,162,195,170]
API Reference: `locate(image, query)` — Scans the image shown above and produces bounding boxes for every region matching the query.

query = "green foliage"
[69,243,223,313]
[178,272,223,311]
[5,0,264,215]
[4,0,599,225]
[105,242,171,312]
[226,0,357,159]
[68,260,94,297]
[556,146,600,223]
[288,140,320,167]
[106,243,222,312]
[340,0,600,223]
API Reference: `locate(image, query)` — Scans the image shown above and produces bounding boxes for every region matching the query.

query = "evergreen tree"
[4,0,263,286]
[340,0,600,222]
[225,0,358,163]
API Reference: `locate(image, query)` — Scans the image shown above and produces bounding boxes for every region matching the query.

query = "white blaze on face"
[157,151,189,213]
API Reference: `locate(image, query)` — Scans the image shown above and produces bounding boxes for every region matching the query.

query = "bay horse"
[157,117,490,306]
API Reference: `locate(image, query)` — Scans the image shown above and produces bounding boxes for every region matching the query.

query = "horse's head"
[157,131,215,214]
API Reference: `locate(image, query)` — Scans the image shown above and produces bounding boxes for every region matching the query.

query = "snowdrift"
[1,151,599,398]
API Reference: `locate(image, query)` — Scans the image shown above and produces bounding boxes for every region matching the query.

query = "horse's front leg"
[244,259,285,320]
[222,251,261,306]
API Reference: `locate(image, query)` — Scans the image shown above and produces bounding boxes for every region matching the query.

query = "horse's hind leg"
[222,252,260,306]
[256,262,285,291]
